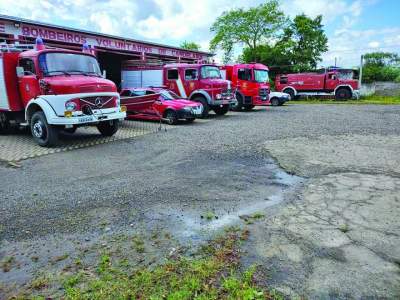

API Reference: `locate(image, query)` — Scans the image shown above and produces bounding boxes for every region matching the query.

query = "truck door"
[165,68,186,97]
[183,68,198,98]
[18,58,40,107]
[325,72,339,91]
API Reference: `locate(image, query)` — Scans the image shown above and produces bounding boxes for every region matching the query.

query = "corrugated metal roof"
[0,14,213,56]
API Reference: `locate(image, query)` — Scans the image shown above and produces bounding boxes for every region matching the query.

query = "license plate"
[78,116,94,123]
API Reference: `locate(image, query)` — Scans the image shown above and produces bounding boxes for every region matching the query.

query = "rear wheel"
[193,97,209,118]
[335,88,351,100]
[97,120,119,136]
[0,112,10,134]
[213,105,229,115]
[283,88,295,100]
[231,93,243,111]
[164,110,178,125]
[243,105,254,111]
[31,111,59,147]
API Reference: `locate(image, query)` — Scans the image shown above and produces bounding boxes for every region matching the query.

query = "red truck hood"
[201,79,230,89]
[42,75,117,94]
[164,99,201,109]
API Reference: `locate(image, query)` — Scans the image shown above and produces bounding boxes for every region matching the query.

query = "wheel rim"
[33,120,46,139]
[166,112,174,124]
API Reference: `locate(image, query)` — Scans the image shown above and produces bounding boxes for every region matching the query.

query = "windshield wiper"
[44,70,70,76]
[67,70,89,76]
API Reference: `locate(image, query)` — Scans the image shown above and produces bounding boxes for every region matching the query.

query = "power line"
[326,44,400,53]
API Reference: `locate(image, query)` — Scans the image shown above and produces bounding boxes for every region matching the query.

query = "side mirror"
[102,70,107,78]
[16,66,24,78]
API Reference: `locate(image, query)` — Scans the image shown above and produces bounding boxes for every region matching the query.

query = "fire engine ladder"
[0,43,56,52]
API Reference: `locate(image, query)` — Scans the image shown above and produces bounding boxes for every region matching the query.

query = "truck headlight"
[65,101,77,111]
[216,94,222,100]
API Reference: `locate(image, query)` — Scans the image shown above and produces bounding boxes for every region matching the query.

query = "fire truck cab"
[221,63,270,111]
[121,63,236,117]
[0,39,126,146]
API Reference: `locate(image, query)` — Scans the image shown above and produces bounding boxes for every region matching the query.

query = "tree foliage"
[180,41,201,51]
[362,52,400,83]
[210,0,287,63]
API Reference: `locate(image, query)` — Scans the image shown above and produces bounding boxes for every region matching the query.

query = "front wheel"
[243,105,254,111]
[31,111,59,147]
[97,120,119,136]
[164,110,178,125]
[213,105,229,115]
[335,88,351,100]
[193,97,209,118]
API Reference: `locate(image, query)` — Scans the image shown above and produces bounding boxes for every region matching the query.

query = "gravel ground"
[1,104,400,298]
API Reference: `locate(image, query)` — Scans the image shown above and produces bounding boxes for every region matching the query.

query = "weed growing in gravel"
[24,229,281,299]
[132,235,145,253]
[1,256,15,272]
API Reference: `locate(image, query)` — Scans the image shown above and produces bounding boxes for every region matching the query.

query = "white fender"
[25,97,58,124]
[334,84,354,94]
[189,90,212,104]
[282,86,297,96]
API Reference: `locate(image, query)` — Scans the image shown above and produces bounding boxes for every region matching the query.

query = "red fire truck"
[220,63,270,110]
[0,39,126,146]
[121,63,236,117]
[275,67,360,100]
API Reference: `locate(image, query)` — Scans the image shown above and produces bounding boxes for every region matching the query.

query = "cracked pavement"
[244,134,400,299]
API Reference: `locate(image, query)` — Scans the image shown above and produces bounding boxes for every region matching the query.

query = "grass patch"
[25,229,281,299]
[239,212,266,225]
[290,95,400,105]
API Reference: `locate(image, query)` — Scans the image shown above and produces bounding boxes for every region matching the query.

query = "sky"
[0,0,399,67]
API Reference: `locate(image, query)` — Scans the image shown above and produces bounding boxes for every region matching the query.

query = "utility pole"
[335,57,337,67]
[359,55,364,89]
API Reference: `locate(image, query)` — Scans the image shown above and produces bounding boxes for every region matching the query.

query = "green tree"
[180,41,201,51]
[241,14,328,75]
[210,0,287,63]
[362,52,400,83]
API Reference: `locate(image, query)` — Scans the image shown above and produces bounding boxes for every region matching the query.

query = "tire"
[335,88,351,100]
[243,105,254,111]
[193,96,209,118]
[186,118,195,123]
[164,110,178,125]
[231,93,243,111]
[30,111,59,147]
[213,105,229,115]
[97,120,119,136]
[271,98,280,107]
[283,88,295,100]
[0,112,10,134]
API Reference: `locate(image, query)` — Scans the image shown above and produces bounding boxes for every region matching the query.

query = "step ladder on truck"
[0,38,127,147]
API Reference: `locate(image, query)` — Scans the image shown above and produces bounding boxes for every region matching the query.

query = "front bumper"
[253,96,270,106]
[211,98,238,106]
[49,109,126,125]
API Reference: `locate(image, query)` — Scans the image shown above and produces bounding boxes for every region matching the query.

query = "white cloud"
[0,0,398,66]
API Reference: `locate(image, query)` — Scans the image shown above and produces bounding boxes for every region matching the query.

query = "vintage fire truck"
[275,67,360,100]
[220,63,271,110]
[0,38,126,146]
[121,63,236,117]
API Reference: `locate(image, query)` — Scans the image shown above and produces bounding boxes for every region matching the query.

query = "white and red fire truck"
[0,38,126,146]
[121,63,236,117]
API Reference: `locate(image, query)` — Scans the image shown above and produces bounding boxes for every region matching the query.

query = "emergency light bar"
[35,37,45,51]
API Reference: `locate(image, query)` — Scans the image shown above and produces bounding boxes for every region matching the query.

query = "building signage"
[7,22,204,59]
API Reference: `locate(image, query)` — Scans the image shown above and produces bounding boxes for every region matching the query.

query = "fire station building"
[0,15,212,88]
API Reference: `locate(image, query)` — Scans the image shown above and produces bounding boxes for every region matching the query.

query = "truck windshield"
[39,52,102,76]
[201,66,221,79]
[160,90,181,100]
[338,71,354,80]
[254,69,269,83]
